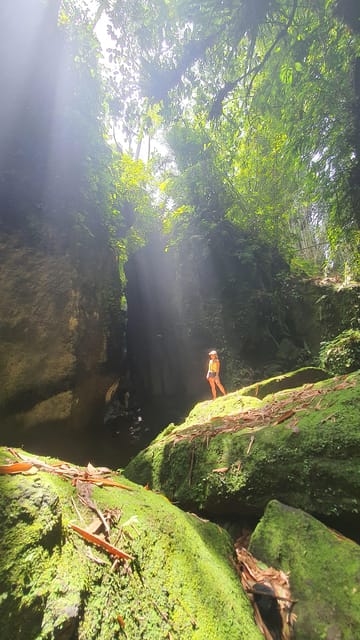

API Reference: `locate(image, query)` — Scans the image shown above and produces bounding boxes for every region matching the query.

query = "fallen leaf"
[86,517,104,535]
[0,462,35,474]
[86,462,99,475]
[69,523,133,561]
[117,614,125,628]
[78,476,133,490]
[273,409,296,425]
[236,547,297,640]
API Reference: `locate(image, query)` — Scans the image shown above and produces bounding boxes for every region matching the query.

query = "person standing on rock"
[206,350,226,399]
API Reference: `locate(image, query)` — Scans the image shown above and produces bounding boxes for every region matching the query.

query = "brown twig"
[71,496,85,524]
[246,435,255,455]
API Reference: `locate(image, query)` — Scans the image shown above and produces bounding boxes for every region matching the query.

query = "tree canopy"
[98,0,360,277]
[3,0,359,276]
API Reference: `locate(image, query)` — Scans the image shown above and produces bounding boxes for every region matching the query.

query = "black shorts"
[208,372,217,378]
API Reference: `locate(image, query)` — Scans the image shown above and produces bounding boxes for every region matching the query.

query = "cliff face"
[125,231,360,405]
[0,1,126,457]
[0,220,124,456]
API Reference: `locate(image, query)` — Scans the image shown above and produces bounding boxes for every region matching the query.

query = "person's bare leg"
[215,378,226,395]
[208,378,217,399]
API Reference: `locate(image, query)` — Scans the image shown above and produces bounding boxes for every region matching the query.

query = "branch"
[142,32,218,102]
[208,0,298,120]
[91,0,108,31]
[112,123,123,153]
[246,0,298,97]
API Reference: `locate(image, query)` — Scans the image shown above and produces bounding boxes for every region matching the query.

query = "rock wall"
[286,277,360,350]
[0,1,126,457]
[125,228,360,404]
[0,220,125,455]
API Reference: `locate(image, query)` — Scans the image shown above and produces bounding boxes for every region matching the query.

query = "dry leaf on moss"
[235,546,297,640]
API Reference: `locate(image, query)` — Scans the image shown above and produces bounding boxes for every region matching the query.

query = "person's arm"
[206,360,211,379]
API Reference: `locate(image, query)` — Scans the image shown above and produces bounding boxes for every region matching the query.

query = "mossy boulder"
[249,500,360,640]
[124,369,360,525]
[238,366,329,399]
[0,447,262,640]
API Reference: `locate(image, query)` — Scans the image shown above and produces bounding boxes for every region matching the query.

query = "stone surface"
[0,226,124,456]
[249,500,360,640]
[0,447,262,640]
[124,369,360,528]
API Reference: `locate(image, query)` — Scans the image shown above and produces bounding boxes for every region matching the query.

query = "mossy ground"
[249,500,360,640]
[124,370,360,521]
[0,447,262,640]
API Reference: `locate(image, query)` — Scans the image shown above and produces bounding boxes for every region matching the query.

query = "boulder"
[249,500,360,640]
[238,366,329,399]
[0,447,262,640]
[124,369,360,528]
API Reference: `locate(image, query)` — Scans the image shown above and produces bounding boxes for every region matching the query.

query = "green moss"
[0,448,262,639]
[124,370,360,520]
[183,394,262,426]
[319,329,360,374]
[249,500,360,640]
[0,473,63,638]
[238,366,330,399]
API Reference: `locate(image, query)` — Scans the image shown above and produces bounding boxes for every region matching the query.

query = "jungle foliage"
[2,0,360,401]
[4,1,359,278]
[319,328,360,374]
[101,0,360,278]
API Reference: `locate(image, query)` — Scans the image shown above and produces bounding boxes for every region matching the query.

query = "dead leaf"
[273,409,296,425]
[77,476,133,490]
[86,517,104,535]
[69,523,133,561]
[86,462,99,475]
[235,547,297,640]
[0,462,35,474]
[117,614,126,628]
